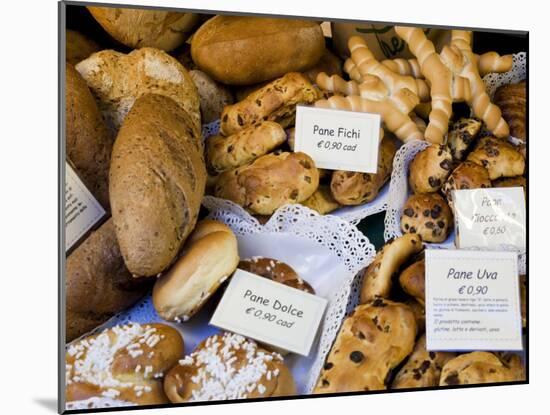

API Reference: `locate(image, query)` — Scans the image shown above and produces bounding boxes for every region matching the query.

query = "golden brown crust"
[467,136,525,180]
[330,137,397,205]
[301,185,341,214]
[213,151,319,215]
[66,30,99,66]
[447,118,482,161]
[66,63,113,209]
[404,298,426,334]
[66,219,151,342]
[164,333,295,402]
[109,94,206,277]
[314,299,417,393]
[191,16,325,85]
[87,7,198,51]
[442,161,492,207]
[492,176,527,195]
[66,323,184,405]
[401,193,453,243]
[238,257,314,294]
[152,220,239,321]
[392,335,456,389]
[360,234,423,303]
[399,259,425,305]
[494,81,526,141]
[206,122,286,174]
[220,73,320,135]
[440,352,525,386]
[408,144,453,194]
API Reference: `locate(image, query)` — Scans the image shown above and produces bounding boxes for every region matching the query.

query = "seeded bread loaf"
[66,63,114,209]
[109,94,206,277]
[191,16,325,85]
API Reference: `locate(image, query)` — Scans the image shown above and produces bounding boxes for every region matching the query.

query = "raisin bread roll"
[110,94,206,277]
[467,136,525,180]
[440,352,525,386]
[301,185,341,214]
[409,144,453,194]
[66,219,152,342]
[206,122,286,174]
[447,118,482,161]
[164,332,295,402]
[392,335,456,389]
[399,259,425,305]
[314,299,417,393]
[442,161,492,208]
[66,323,184,406]
[66,63,113,209]
[494,81,526,141]
[401,193,453,243]
[330,136,397,205]
[238,257,314,294]
[213,151,319,215]
[220,73,320,135]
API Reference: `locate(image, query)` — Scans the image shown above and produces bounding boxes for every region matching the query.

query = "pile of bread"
[64,5,527,407]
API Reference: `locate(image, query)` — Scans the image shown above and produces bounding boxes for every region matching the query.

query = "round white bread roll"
[152,220,240,321]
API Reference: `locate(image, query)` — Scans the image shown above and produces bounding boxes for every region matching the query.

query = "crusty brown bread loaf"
[66,323,184,406]
[87,7,198,51]
[191,16,325,85]
[66,30,99,65]
[66,219,152,342]
[494,81,526,141]
[314,299,417,393]
[109,94,206,277]
[66,63,113,209]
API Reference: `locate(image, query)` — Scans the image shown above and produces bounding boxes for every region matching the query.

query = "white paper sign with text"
[425,249,522,351]
[294,105,381,173]
[210,269,328,356]
[65,162,105,251]
[453,187,526,250]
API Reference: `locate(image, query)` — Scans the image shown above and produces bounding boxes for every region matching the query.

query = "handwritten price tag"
[294,105,381,173]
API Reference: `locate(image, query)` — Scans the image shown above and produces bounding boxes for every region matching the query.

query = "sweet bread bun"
[447,118,482,161]
[494,81,526,141]
[301,185,341,215]
[399,259,425,305]
[238,257,314,294]
[164,332,296,401]
[401,193,453,243]
[153,220,239,322]
[408,144,453,194]
[66,323,184,406]
[467,136,525,180]
[442,161,492,208]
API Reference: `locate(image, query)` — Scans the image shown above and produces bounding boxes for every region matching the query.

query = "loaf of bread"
[191,16,325,85]
[494,81,526,141]
[87,7,198,51]
[220,72,320,136]
[109,94,206,277]
[189,69,234,123]
[66,63,113,209]
[66,30,99,65]
[66,323,183,406]
[152,220,239,321]
[76,48,200,137]
[206,121,286,174]
[314,299,417,393]
[66,219,151,342]
[213,151,319,215]
[164,332,295,401]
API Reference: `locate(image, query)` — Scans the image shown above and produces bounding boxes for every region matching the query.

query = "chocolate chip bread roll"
[447,118,482,161]
[220,72,320,135]
[467,136,525,180]
[401,193,453,243]
[408,144,453,194]
[314,299,417,393]
[213,151,319,215]
[399,259,425,305]
[442,161,492,208]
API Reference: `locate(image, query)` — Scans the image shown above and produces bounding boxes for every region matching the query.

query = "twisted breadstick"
[381,58,423,78]
[316,72,389,101]
[450,31,509,137]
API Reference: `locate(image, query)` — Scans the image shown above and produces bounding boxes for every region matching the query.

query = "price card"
[65,162,105,251]
[453,187,526,250]
[294,105,381,173]
[425,249,522,351]
[210,269,328,356]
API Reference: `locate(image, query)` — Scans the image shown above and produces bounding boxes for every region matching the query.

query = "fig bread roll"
[301,185,341,215]
[66,63,113,209]
[191,16,325,85]
[66,323,184,406]
[109,94,206,277]
[314,299,417,393]
[213,151,319,215]
[66,219,151,342]
[220,72,320,136]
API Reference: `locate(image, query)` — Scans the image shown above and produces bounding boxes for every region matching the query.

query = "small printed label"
[453,187,526,250]
[65,162,105,251]
[210,269,328,356]
[294,105,381,173]
[425,249,522,351]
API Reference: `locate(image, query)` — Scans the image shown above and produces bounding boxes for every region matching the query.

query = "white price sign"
[294,105,381,173]
[210,269,327,356]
